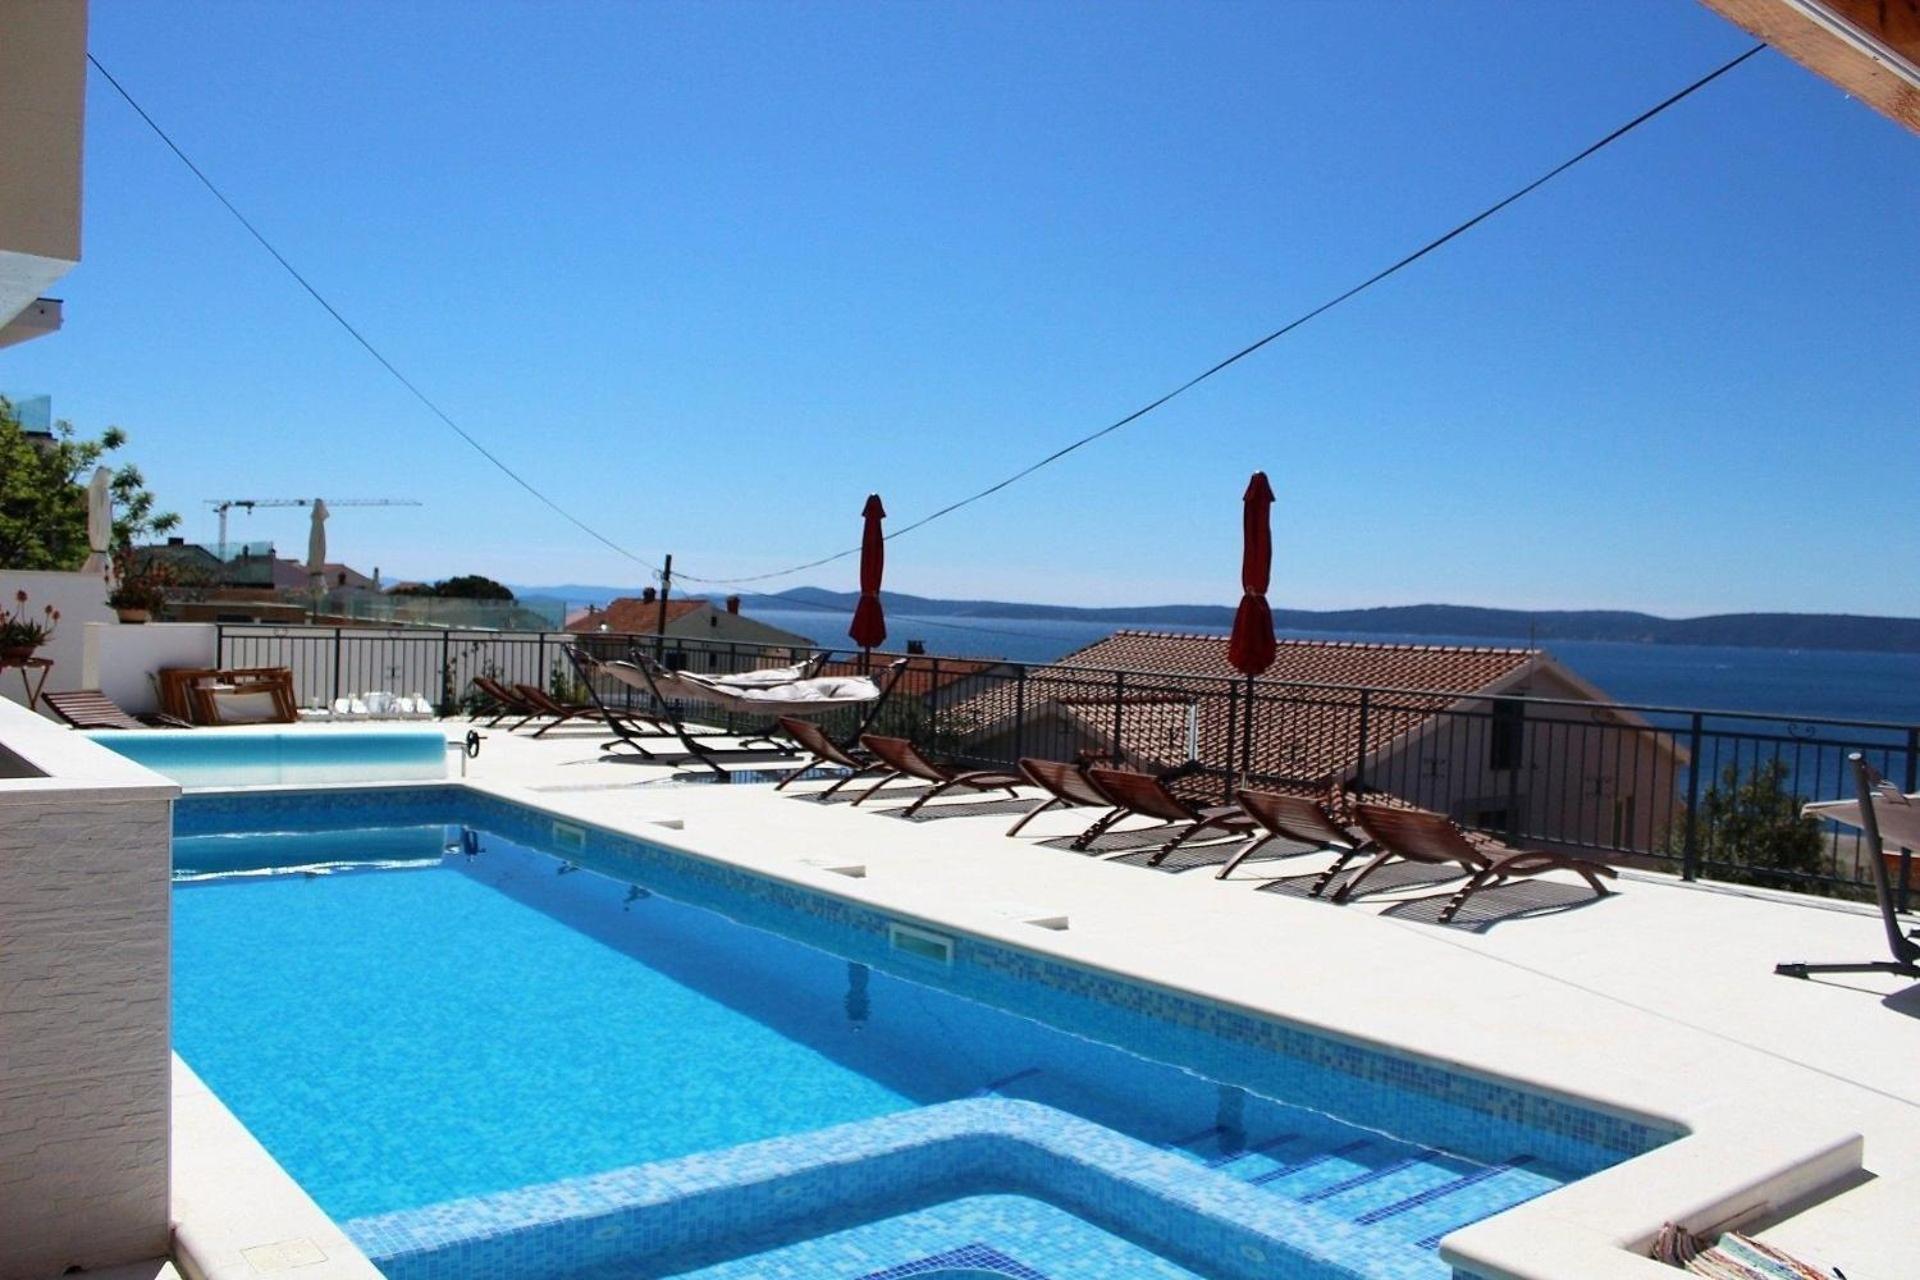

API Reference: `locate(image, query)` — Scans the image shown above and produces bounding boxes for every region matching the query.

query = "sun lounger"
[1220,786,1373,881]
[771,668,912,797]
[509,681,668,739]
[629,654,899,718]
[853,735,1027,817]
[1084,766,1258,859]
[470,676,539,729]
[695,652,832,688]
[1777,752,1920,980]
[561,644,799,775]
[1007,757,1125,838]
[43,689,190,730]
[772,717,886,797]
[1346,803,1616,921]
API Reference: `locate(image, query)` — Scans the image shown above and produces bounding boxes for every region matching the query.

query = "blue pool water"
[171,790,1673,1280]
[90,728,445,786]
[646,1195,1207,1280]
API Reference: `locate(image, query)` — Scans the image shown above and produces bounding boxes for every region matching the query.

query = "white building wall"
[84,621,220,713]
[0,0,88,327]
[669,604,815,650]
[0,568,116,710]
[0,697,175,1278]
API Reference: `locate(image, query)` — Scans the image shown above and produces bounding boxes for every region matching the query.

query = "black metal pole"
[656,553,671,662]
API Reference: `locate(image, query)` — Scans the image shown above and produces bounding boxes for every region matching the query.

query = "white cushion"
[210,689,281,724]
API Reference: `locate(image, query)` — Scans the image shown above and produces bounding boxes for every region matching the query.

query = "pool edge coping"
[170,1056,386,1280]
[454,777,1869,1277]
[174,778,1871,1279]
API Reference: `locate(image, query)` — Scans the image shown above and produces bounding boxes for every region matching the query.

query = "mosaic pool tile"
[176,784,1681,1176]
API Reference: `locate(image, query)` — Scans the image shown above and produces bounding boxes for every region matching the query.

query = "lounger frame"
[1776,753,1920,980]
[1348,803,1617,923]
[1084,766,1257,859]
[854,735,1026,817]
[561,644,801,776]
[773,660,909,796]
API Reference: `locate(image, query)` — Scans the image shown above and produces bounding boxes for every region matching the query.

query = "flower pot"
[0,645,37,664]
[115,608,152,625]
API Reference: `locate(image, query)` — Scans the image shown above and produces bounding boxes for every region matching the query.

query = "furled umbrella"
[1226,471,1276,786]
[848,493,887,660]
[1227,471,1276,676]
[306,499,330,595]
[82,466,113,576]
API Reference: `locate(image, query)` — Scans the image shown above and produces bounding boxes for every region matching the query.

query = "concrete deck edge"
[170,1058,384,1280]
[460,778,1872,1279]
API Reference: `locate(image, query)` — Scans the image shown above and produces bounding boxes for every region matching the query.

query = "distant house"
[943,630,1684,853]
[565,589,813,656]
[269,558,376,592]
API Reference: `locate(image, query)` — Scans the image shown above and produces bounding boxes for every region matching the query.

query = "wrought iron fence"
[216,624,1916,905]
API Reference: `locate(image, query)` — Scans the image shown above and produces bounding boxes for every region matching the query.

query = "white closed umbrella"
[82,466,113,574]
[307,499,329,591]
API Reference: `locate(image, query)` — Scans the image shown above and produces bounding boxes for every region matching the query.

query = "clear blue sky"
[5,1,1917,615]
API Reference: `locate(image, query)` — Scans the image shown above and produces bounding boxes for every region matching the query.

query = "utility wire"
[86,53,668,580]
[93,44,1763,598]
[679,42,1766,587]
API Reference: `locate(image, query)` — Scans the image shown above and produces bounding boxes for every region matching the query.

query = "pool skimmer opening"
[887,921,955,967]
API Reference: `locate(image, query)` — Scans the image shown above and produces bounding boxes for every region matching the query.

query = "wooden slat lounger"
[853,735,1027,818]
[1221,787,1374,882]
[770,661,911,795]
[1084,766,1258,860]
[43,689,190,731]
[1007,757,1124,839]
[775,717,880,798]
[511,682,672,740]
[470,676,540,729]
[1347,804,1617,922]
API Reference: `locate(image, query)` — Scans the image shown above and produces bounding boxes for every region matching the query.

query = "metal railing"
[215,623,1916,904]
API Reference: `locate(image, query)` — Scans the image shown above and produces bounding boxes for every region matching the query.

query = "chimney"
[167,536,185,546]
[642,586,657,603]
[725,595,741,614]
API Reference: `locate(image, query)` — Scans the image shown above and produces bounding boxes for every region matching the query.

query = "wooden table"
[0,656,53,711]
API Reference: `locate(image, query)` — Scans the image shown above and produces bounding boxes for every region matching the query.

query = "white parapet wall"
[0,568,116,709]
[0,696,177,1278]
[84,622,220,715]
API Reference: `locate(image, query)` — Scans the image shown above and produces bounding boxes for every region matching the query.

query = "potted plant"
[0,590,59,663]
[108,547,173,624]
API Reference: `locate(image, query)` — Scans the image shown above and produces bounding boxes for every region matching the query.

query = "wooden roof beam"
[1699,0,1920,132]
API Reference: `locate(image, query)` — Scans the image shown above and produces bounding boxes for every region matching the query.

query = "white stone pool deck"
[431,720,1920,1280]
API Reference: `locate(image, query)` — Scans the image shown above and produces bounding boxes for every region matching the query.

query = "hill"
[766,589,1920,654]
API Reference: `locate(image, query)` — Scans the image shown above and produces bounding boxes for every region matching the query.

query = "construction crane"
[206,498,421,561]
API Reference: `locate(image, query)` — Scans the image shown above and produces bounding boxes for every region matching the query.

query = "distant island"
[511,583,1920,655]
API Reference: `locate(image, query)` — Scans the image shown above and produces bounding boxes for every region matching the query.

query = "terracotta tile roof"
[1058,630,1538,690]
[941,630,1542,786]
[566,597,709,634]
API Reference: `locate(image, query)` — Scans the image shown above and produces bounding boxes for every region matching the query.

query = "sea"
[744,608,1920,727]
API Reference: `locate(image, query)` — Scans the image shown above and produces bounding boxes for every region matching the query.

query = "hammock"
[601,657,898,719]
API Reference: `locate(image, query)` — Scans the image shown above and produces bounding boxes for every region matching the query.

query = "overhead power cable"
[86,53,668,579]
[677,42,1766,587]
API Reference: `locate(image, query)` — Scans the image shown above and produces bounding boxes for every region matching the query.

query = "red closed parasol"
[1226,471,1276,677]
[848,493,887,652]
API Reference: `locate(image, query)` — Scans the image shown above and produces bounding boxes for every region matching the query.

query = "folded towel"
[1653,1224,1838,1280]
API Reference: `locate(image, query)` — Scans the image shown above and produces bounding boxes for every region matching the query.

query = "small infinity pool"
[171,789,1676,1280]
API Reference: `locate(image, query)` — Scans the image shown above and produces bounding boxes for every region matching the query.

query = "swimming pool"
[171,788,1677,1280]
[91,727,445,787]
